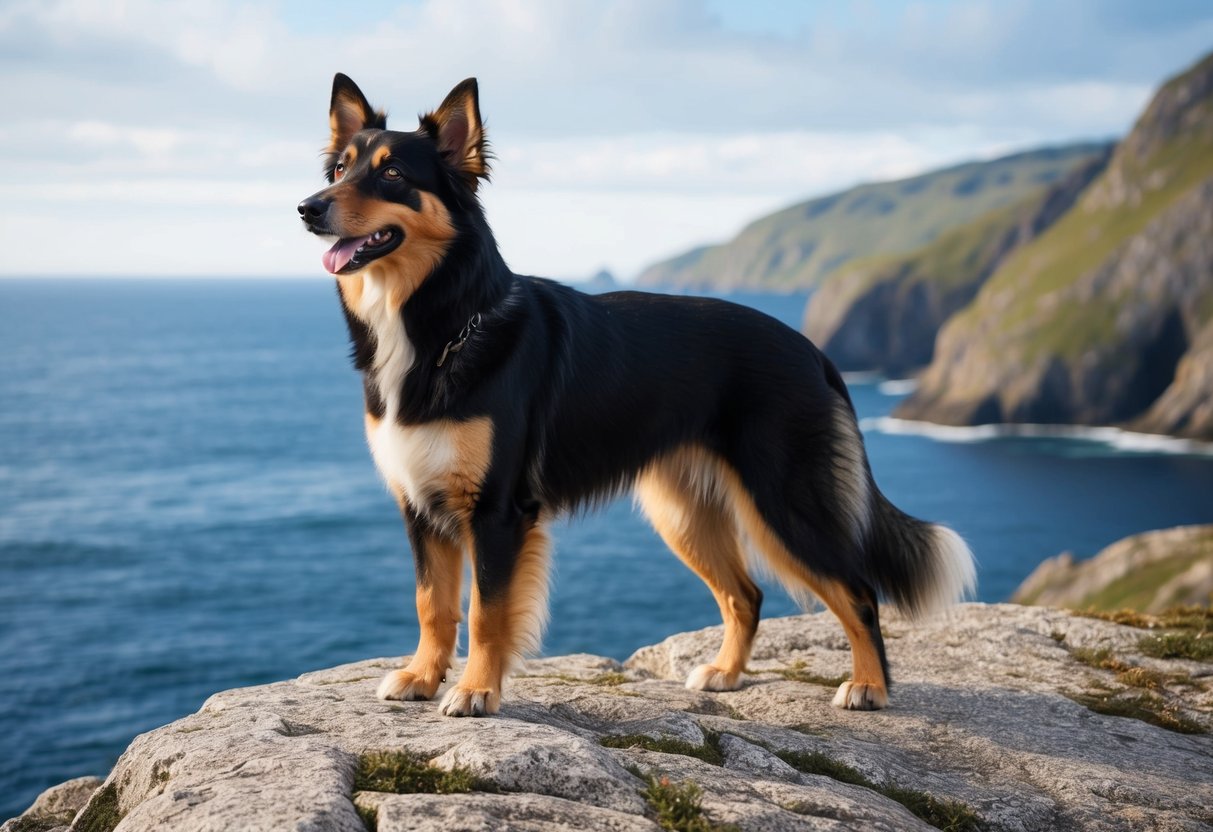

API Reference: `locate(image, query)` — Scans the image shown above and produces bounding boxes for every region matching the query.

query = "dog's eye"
[382,166,402,181]
[334,162,346,179]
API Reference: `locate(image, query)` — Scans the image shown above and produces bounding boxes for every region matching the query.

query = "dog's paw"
[831,680,888,710]
[685,663,742,692]
[438,685,500,717]
[376,669,440,701]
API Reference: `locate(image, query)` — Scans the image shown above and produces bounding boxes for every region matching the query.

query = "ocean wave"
[859,417,1213,456]
[876,378,919,396]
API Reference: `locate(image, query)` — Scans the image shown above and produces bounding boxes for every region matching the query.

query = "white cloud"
[0,0,1209,278]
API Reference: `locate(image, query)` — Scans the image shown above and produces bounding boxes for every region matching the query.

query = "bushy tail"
[865,490,976,619]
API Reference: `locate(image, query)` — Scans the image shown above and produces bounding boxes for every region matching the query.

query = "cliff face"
[9,605,1212,832]
[896,51,1213,438]
[1013,525,1213,612]
[802,153,1108,375]
[634,145,1108,293]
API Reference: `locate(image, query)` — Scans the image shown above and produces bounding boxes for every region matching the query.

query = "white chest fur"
[356,273,492,519]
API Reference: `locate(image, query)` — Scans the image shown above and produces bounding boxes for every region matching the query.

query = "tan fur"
[724,468,888,707]
[337,273,364,312]
[329,93,381,155]
[378,530,464,701]
[333,191,455,315]
[425,86,487,187]
[635,449,759,688]
[444,520,552,714]
[635,444,887,706]
[370,145,391,168]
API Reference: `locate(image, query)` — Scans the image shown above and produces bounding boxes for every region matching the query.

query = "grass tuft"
[522,671,629,686]
[776,749,983,831]
[354,750,496,795]
[355,802,378,832]
[1070,647,1129,672]
[640,774,738,832]
[7,817,63,832]
[1072,606,1213,631]
[768,660,850,688]
[1067,691,1205,735]
[600,732,724,766]
[73,783,124,832]
[1138,631,1213,662]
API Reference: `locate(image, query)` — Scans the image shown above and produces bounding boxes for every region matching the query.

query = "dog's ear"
[421,78,490,190]
[328,73,386,154]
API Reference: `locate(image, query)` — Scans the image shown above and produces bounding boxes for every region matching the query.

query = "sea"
[2,277,1212,817]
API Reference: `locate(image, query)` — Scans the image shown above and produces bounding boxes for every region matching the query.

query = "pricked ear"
[421,78,490,190]
[328,73,387,155]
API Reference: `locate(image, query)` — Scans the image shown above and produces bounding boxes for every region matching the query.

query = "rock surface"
[13,605,1213,831]
[0,777,102,832]
[1013,525,1213,612]
[897,51,1213,439]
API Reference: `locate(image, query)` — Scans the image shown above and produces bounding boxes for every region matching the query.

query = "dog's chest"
[357,274,491,517]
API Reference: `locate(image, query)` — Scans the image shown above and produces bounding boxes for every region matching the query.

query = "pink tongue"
[322,234,373,275]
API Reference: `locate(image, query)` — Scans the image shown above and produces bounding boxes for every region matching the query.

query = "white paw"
[376,670,438,701]
[438,686,499,717]
[831,681,888,710]
[685,664,742,692]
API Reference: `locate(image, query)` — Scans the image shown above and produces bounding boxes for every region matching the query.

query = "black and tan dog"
[297,75,975,717]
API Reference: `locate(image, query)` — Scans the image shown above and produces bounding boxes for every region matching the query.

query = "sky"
[1,0,1211,281]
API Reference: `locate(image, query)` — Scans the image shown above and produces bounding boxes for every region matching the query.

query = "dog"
[297,75,976,717]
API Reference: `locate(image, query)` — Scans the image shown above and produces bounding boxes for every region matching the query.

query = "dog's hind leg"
[730,484,890,710]
[439,507,551,716]
[377,506,464,702]
[635,449,762,692]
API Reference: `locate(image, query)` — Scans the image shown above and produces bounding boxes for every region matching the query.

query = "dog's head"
[297,75,489,279]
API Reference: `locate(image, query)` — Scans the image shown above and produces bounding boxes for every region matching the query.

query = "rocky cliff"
[896,51,1213,439]
[634,145,1108,293]
[1013,525,1213,612]
[8,605,1212,832]
[802,152,1108,375]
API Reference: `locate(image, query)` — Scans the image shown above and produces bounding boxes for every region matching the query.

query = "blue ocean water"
[2,277,1211,816]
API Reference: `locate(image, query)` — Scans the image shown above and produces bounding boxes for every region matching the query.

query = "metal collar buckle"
[436,312,483,367]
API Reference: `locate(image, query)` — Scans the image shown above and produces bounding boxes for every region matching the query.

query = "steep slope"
[897,51,1213,438]
[802,151,1109,374]
[635,144,1109,292]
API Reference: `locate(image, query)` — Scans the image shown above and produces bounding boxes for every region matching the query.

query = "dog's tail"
[820,364,975,618]
[862,488,976,619]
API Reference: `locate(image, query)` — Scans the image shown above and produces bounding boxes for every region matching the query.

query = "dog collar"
[436,312,483,367]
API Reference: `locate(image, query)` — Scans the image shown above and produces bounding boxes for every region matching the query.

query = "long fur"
[298,75,976,715]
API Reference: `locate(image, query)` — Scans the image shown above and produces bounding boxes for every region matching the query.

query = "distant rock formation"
[803,151,1109,375]
[9,605,1212,831]
[580,269,619,293]
[635,144,1108,293]
[897,51,1213,440]
[1013,525,1213,612]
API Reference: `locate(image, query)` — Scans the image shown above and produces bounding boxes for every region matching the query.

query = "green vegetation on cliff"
[635,144,1108,292]
[802,151,1108,373]
[897,50,1213,436]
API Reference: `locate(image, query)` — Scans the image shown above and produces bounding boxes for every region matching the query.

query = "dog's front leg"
[377,507,463,701]
[439,503,551,716]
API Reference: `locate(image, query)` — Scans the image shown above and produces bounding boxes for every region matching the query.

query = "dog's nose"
[297,196,330,222]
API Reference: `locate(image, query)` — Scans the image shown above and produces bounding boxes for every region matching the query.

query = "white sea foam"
[876,378,919,396]
[859,417,1213,456]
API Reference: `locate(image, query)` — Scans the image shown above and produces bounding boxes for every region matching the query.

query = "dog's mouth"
[322,227,403,275]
